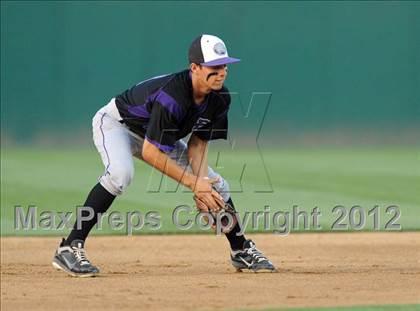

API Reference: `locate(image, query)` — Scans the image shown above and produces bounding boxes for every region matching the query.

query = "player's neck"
[191,75,210,104]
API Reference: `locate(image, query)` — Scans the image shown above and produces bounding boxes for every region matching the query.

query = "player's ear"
[190,63,201,73]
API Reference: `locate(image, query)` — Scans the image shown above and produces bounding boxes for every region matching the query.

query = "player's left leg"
[206,164,277,272]
[168,140,276,272]
[164,140,245,246]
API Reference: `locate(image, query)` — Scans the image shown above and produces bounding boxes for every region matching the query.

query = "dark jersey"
[115,70,230,152]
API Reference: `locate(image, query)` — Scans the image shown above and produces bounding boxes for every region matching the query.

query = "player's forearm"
[187,134,209,178]
[142,140,196,189]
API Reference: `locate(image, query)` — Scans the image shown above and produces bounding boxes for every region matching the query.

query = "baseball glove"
[194,195,238,233]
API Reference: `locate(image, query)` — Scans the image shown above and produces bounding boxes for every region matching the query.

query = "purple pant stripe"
[99,113,111,174]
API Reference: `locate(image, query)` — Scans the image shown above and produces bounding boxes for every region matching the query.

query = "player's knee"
[113,164,134,187]
[213,176,230,202]
[103,164,134,195]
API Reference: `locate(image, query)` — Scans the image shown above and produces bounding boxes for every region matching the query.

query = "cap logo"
[213,42,227,56]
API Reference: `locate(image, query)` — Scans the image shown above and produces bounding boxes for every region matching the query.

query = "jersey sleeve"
[145,101,180,153]
[194,93,230,141]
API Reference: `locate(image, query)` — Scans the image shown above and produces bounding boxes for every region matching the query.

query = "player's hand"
[193,177,224,213]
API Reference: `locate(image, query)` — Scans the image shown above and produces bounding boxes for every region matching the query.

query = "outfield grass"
[1,147,419,236]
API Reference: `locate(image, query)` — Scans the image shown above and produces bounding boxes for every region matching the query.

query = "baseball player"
[52,34,276,277]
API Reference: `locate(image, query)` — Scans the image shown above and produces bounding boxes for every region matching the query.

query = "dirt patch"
[1,233,420,311]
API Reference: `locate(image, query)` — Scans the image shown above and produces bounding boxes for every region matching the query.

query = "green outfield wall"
[1,1,419,143]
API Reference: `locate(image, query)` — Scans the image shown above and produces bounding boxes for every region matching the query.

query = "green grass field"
[1,147,419,236]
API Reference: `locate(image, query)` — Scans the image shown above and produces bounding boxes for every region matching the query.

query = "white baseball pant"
[91,99,230,201]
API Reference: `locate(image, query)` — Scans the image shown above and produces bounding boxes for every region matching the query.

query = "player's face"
[195,64,228,91]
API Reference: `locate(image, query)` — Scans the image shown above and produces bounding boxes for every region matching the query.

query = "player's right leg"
[52,99,135,277]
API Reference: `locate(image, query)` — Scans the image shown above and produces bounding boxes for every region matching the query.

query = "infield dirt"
[1,233,420,311]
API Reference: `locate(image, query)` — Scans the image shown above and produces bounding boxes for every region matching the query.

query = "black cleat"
[231,240,277,272]
[52,239,100,277]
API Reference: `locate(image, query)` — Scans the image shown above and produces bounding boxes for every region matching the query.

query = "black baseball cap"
[188,34,241,66]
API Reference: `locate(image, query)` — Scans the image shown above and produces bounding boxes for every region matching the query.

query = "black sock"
[64,183,116,245]
[224,198,246,251]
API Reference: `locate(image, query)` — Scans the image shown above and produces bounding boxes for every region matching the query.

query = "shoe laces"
[72,246,90,266]
[246,243,268,263]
